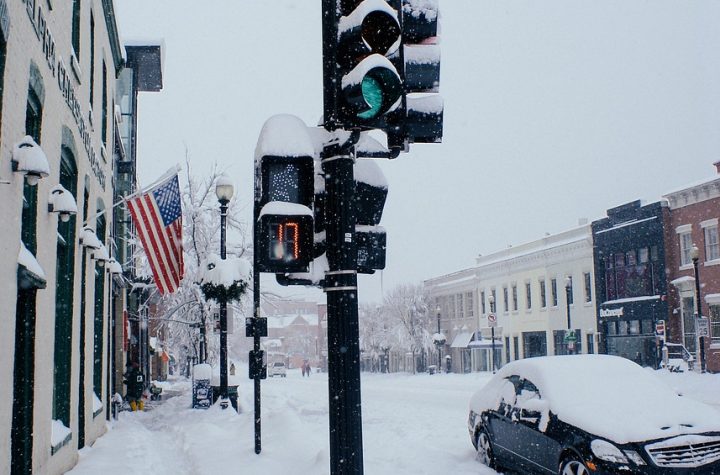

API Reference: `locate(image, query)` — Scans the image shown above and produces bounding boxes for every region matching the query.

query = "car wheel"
[475,428,496,469]
[559,456,590,475]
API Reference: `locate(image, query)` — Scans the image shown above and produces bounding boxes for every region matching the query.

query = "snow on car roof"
[470,354,720,444]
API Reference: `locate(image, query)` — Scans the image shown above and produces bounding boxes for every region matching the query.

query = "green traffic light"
[358,76,384,119]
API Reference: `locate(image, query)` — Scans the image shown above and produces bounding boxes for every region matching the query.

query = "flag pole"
[82,165,181,228]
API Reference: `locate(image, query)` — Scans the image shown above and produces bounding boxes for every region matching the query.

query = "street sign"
[697,317,710,338]
[488,313,497,328]
[564,331,576,343]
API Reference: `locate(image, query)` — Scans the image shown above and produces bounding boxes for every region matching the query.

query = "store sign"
[22,0,106,190]
[600,307,624,318]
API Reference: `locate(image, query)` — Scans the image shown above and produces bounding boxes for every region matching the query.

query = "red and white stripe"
[127,192,184,294]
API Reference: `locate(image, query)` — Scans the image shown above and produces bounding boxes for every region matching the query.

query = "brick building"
[663,162,720,371]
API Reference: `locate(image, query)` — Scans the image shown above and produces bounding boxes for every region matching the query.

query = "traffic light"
[388,0,443,148]
[324,0,404,131]
[354,158,387,273]
[255,115,315,273]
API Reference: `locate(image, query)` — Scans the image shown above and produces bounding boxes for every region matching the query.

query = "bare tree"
[383,283,433,373]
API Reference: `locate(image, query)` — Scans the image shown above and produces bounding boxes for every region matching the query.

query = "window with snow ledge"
[92,392,103,418]
[51,419,72,455]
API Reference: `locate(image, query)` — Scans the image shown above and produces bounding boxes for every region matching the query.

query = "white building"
[0,1,124,473]
[425,225,598,373]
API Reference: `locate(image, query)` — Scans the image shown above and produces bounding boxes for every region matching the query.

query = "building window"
[101,61,107,144]
[512,285,518,311]
[679,231,693,266]
[93,210,106,397]
[539,279,546,308]
[710,304,720,344]
[584,272,592,303]
[480,291,486,314]
[525,282,532,310]
[491,289,497,313]
[456,293,463,319]
[89,12,94,106]
[465,292,474,318]
[504,337,510,364]
[587,334,594,354]
[705,226,719,262]
[551,278,557,306]
[503,287,508,313]
[53,148,77,426]
[0,34,6,136]
[513,336,519,360]
[72,0,81,58]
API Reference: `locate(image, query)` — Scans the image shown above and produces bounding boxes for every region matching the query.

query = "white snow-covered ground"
[67,368,720,475]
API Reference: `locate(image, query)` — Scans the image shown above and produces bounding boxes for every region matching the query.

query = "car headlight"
[623,450,646,466]
[590,439,629,464]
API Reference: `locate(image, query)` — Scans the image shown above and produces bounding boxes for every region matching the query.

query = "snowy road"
[68,368,720,475]
[68,369,497,475]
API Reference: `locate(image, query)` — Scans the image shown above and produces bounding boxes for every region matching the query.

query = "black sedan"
[467,354,720,474]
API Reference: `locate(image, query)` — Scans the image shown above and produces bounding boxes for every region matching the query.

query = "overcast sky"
[115,0,720,305]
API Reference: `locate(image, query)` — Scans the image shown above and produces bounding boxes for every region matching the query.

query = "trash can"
[192,363,213,409]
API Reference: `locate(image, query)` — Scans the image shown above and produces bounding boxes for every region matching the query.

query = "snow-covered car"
[269,362,287,378]
[468,354,720,474]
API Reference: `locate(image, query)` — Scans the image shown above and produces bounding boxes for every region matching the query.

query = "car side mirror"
[519,408,541,426]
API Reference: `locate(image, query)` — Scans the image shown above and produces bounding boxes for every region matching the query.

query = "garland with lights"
[200,279,248,303]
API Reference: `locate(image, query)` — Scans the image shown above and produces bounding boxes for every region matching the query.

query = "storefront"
[592,200,669,368]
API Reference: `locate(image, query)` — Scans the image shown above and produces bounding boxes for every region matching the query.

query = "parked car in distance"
[269,361,287,378]
[661,342,695,372]
[468,354,720,474]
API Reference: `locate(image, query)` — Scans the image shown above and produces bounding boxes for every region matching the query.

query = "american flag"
[127,174,184,294]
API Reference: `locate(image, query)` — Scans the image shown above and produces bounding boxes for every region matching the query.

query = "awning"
[706,294,720,305]
[18,242,46,290]
[450,331,473,348]
[468,338,503,349]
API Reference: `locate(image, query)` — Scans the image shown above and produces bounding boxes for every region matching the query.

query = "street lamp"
[488,294,496,373]
[565,276,574,354]
[433,306,446,373]
[215,176,234,407]
[691,244,706,373]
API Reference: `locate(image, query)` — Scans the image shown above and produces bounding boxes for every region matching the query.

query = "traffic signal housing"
[255,115,316,273]
[388,0,443,148]
[324,0,404,131]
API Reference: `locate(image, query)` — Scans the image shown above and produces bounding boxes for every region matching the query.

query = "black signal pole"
[253,198,262,453]
[322,134,364,475]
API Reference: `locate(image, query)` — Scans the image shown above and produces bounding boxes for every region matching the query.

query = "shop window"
[705,226,719,261]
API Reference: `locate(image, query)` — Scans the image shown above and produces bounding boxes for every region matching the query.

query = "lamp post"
[215,177,234,407]
[488,295,496,373]
[691,245,706,373]
[434,306,445,373]
[565,276,574,354]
